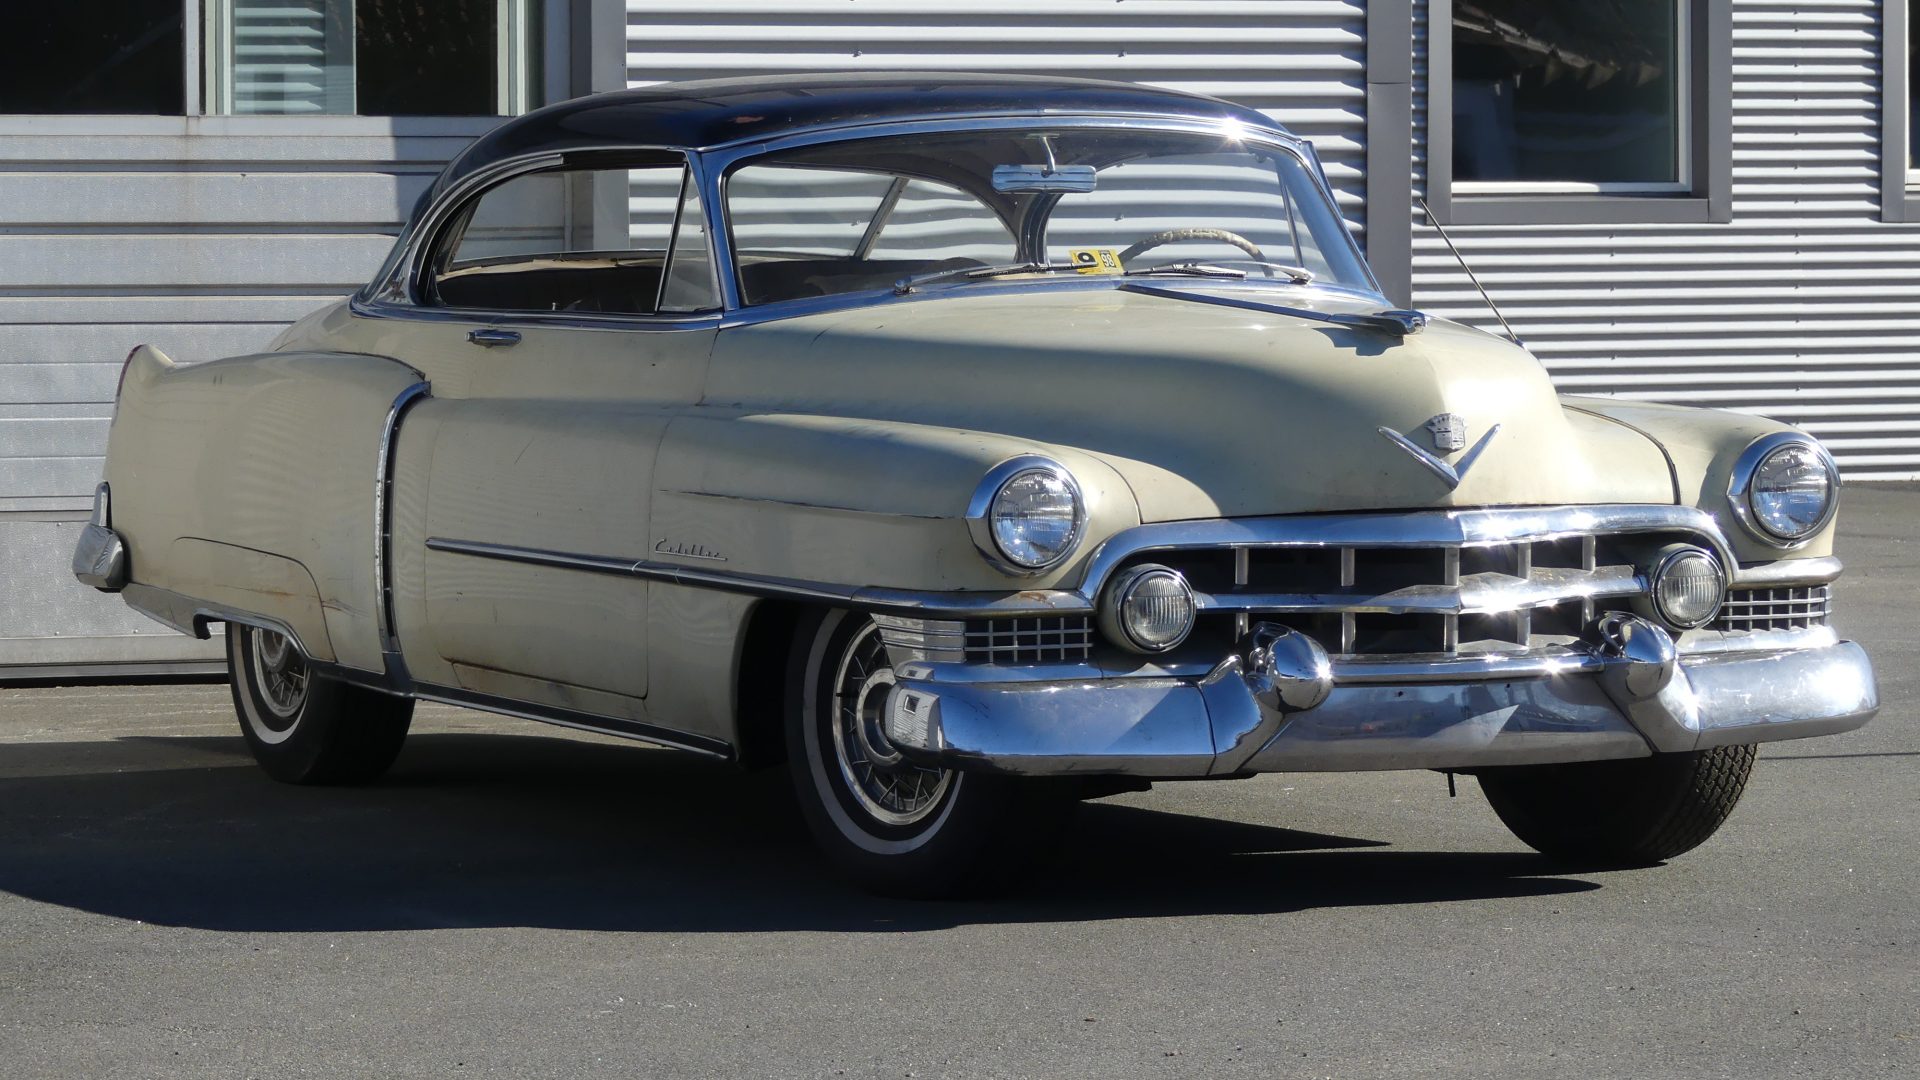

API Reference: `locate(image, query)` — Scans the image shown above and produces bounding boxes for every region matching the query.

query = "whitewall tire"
[228,623,414,785]
[785,608,1062,897]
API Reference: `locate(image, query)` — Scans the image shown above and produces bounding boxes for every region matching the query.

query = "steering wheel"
[1118,227,1266,264]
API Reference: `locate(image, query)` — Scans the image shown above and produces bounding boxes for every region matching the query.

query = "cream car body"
[72,74,1877,892]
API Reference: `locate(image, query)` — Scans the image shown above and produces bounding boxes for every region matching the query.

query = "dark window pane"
[0,3,183,114]
[1910,13,1917,171]
[356,0,498,116]
[1453,0,1683,185]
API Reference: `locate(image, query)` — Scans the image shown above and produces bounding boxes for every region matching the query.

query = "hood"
[705,286,1675,522]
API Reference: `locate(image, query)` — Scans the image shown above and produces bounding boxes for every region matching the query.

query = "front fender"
[651,410,1141,592]
[1560,396,1836,562]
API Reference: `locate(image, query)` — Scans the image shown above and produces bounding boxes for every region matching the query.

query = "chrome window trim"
[353,111,1384,329]
[705,114,1382,305]
[963,455,1087,577]
[1725,431,1841,549]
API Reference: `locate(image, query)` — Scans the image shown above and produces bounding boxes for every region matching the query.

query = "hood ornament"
[1378,416,1502,491]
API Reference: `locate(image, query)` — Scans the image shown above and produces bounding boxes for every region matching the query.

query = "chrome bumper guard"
[72,483,128,592]
[882,616,1879,777]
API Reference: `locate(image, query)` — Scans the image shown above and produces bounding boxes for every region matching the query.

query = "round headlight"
[1649,546,1726,630]
[1748,441,1836,541]
[973,462,1083,572]
[1098,565,1197,653]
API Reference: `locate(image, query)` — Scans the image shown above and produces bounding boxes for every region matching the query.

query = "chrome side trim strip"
[410,684,732,760]
[376,381,430,679]
[422,537,1092,618]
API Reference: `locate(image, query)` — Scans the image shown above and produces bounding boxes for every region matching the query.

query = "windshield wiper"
[1126,260,1314,284]
[1123,262,1247,280]
[1232,260,1316,284]
[893,261,1084,295]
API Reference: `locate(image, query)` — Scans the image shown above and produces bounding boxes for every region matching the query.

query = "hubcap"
[830,623,953,826]
[249,628,309,725]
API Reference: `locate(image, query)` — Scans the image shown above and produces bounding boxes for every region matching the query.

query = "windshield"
[723,127,1375,306]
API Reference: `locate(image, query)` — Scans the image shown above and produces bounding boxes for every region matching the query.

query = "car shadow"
[0,732,1599,932]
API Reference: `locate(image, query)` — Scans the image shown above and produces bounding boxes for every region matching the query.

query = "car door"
[393,154,722,712]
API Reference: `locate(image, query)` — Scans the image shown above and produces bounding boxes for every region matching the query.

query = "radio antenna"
[1418,197,1524,349]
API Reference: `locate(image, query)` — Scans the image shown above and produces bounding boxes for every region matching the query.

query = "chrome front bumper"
[882,617,1879,777]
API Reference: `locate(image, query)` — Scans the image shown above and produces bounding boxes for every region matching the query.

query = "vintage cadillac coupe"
[74,74,1878,895]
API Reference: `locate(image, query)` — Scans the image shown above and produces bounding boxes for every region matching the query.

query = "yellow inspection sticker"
[1068,247,1125,275]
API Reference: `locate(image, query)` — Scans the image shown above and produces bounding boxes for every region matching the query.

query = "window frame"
[1425,0,1732,225]
[200,0,541,118]
[419,151,723,318]
[0,0,567,122]
[1884,0,1920,221]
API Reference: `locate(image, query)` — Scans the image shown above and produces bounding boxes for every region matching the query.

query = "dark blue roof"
[436,72,1288,193]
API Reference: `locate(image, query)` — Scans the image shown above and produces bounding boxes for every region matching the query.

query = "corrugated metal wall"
[624,0,1372,236]
[1412,0,1920,480]
[0,117,488,674]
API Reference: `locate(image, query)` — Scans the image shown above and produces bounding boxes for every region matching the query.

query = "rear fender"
[108,345,424,671]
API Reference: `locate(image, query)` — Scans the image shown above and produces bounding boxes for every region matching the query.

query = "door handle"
[468,328,522,348]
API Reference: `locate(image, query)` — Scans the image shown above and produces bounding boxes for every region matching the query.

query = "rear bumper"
[883,618,1879,777]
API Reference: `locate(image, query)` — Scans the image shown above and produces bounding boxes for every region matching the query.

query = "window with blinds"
[205,0,537,116]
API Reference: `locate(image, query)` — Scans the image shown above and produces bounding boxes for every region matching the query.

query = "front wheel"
[1477,745,1758,865]
[228,623,414,785]
[785,609,1061,898]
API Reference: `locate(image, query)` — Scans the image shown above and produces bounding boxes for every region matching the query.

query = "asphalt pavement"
[3,486,1916,1079]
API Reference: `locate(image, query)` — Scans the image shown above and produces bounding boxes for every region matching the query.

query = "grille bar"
[1712,585,1832,632]
[876,613,1093,664]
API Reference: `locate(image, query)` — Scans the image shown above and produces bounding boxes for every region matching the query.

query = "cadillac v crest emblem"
[1426,413,1468,451]
[1377,416,1502,491]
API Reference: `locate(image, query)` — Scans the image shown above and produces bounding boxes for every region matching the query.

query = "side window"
[727,166,898,257]
[428,162,718,316]
[726,165,1016,304]
[864,179,1013,264]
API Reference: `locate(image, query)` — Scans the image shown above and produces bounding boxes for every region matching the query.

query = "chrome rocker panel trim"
[883,617,1879,778]
[117,582,732,761]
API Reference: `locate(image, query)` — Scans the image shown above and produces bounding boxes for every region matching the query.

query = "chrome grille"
[875,613,1093,664]
[1712,585,1832,632]
[1134,527,1709,660]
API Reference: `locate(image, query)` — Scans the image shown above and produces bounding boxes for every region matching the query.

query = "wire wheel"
[828,621,953,827]
[249,628,309,730]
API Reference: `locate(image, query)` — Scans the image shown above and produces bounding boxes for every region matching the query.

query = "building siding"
[1412,0,1920,480]
[623,0,1372,235]
[0,116,490,672]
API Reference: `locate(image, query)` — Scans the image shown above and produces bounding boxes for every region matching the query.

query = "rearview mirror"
[991,164,1097,193]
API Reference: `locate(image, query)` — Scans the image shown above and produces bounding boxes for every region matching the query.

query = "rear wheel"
[228,623,413,785]
[1477,746,1758,864]
[785,609,1062,897]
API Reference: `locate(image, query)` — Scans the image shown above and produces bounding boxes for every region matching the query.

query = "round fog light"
[1099,565,1197,653]
[1649,546,1726,630]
